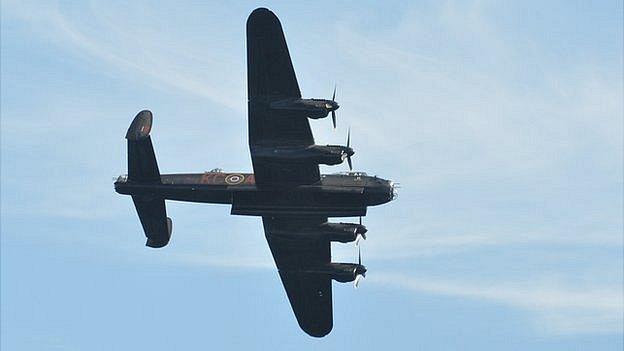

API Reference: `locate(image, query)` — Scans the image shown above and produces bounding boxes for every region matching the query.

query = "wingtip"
[125,110,153,141]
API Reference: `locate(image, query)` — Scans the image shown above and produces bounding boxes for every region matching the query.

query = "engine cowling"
[269,221,367,243]
[320,222,367,243]
[304,262,367,283]
[251,144,353,167]
[269,98,338,120]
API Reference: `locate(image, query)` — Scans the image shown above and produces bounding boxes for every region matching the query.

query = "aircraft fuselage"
[115,171,395,217]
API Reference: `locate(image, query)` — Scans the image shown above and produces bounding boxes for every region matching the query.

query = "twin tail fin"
[125,110,172,248]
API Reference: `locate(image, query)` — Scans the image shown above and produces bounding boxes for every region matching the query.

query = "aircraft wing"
[247,8,320,186]
[262,217,333,337]
[247,7,301,101]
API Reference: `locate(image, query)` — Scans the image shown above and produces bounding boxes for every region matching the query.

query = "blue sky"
[1,0,622,349]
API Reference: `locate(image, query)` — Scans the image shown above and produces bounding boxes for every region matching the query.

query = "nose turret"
[389,181,399,201]
[364,177,398,206]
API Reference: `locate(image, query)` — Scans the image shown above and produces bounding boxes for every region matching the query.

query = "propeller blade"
[358,246,361,265]
[355,233,365,246]
[355,216,365,246]
[332,110,336,129]
[347,128,351,147]
[332,85,336,101]
[346,128,352,170]
[354,246,365,287]
[360,217,367,240]
[354,274,364,288]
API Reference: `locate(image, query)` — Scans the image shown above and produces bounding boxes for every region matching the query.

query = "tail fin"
[125,110,172,248]
[132,195,172,248]
[126,110,160,182]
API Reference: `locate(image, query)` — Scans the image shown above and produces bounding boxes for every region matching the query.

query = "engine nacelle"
[319,222,367,243]
[304,262,367,283]
[269,98,338,119]
[251,144,353,167]
[268,221,367,243]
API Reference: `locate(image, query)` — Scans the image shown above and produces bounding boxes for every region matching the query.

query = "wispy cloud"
[3,0,246,112]
[371,273,623,335]
[329,7,622,171]
[166,252,274,270]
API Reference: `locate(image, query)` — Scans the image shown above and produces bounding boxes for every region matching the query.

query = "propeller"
[354,246,366,288]
[355,216,367,246]
[346,128,353,171]
[331,85,337,129]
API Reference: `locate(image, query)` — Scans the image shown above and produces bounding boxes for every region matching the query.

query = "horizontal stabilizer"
[132,196,172,248]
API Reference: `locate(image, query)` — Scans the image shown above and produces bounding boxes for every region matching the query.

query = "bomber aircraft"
[115,8,396,337]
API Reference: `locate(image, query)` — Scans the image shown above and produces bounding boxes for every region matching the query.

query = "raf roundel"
[225,173,245,185]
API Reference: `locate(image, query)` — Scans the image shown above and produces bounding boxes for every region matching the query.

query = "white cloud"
[165,252,274,270]
[371,273,623,335]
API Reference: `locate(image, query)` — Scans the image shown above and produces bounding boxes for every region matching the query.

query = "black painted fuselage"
[115,171,395,218]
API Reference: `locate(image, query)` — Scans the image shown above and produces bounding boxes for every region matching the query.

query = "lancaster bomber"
[114,8,396,337]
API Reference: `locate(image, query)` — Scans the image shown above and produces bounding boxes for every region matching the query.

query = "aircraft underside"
[114,7,396,337]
